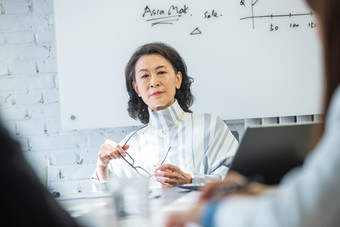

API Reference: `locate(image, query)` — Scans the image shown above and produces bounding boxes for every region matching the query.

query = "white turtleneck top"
[92,100,238,190]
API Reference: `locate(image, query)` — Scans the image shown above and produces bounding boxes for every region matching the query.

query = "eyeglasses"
[119,126,171,178]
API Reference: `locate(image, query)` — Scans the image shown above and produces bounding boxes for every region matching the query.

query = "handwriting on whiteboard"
[140,1,316,35]
[142,5,222,35]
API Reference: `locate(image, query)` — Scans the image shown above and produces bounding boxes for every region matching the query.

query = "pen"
[215,182,250,194]
[215,175,265,194]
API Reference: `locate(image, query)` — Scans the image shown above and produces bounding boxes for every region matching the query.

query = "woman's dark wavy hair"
[125,42,194,124]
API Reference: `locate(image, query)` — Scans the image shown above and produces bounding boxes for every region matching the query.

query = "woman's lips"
[151,91,163,96]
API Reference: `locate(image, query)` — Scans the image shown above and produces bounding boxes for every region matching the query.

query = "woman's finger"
[161,177,180,186]
[155,178,173,188]
[100,144,119,159]
[153,171,177,178]
[108,150,120,159]
[154,173,187,186]
[154,164,191,186]
[156,163,178,172]
[105,139,128,157]
[100,144,121,160]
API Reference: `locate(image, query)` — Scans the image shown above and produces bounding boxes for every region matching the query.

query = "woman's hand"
[166,171,276,227]
[200,171,275,201]
[153,164,192,187]
[96,139,129,181]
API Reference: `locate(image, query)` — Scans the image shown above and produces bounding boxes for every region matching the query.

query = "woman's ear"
[132,81,141,97]
[175,71,183,89]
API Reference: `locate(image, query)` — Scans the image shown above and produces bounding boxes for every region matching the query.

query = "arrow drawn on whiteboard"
[190,27,202,35]
[146,15,181,26]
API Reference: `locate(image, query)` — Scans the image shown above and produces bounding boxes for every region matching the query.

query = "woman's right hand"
[96,139,129,181]
[199,171,274,201]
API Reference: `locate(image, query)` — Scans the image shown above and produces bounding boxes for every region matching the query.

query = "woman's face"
[133,54,182,111]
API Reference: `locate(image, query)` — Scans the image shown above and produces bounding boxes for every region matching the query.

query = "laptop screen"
[229,122,322,185]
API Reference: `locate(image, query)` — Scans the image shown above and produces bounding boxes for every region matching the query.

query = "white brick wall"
[0,0,320,197]
[0,0,140,197]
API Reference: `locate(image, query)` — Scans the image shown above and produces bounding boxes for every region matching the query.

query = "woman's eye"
[158,71,166,75]
[141,74,149,79]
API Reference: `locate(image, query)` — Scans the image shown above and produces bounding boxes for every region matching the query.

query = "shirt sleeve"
[192,115,239,184]
[90,170,109,192]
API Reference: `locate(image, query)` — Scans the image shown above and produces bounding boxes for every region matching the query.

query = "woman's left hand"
[153,164,192,187]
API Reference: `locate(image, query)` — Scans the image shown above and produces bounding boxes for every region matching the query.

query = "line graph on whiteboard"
[239,0,317,30]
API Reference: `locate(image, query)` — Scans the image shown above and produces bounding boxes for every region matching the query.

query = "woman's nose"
[150,74,160,87]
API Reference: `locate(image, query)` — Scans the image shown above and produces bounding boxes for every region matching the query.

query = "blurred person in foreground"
[166,0,340,226]
[0,117,80,226]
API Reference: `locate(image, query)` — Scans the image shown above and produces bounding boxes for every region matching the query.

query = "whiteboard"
[54,0,323,130]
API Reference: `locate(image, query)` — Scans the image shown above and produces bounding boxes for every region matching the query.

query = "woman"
[166,0,340,226]
[92,42,238,189]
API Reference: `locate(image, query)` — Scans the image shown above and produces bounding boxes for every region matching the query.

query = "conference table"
[58,187,200,227]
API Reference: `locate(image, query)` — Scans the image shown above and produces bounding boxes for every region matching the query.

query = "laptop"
[229,122,322,185]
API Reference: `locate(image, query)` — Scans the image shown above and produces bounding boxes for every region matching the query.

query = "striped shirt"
[92,100,238,190]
